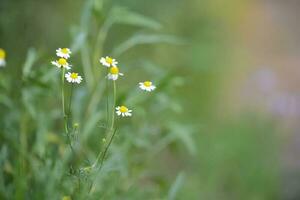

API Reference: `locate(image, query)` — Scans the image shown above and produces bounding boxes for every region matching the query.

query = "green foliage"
[0,1,191,199]
[0,0,281,199]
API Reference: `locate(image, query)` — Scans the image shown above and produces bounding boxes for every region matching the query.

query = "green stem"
[106,68,109,128]
[68,84,74,117]
[61,68,68,134]
[110,80,116,130]
[88,80,117,194]
[88,127,118,195]
[98,81,116,166]
[92,80,116,167]
[98,126,117,171]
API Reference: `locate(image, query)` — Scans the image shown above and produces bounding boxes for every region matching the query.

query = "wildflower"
[51,58,71,70]
[65,72,83,84]
[62,196,71,200]
[100,56,118,67]
[107,66,123,81]
[116,105,132,117]
[139,81,156,92]
[0,48,6,67]
[56,48,71,59]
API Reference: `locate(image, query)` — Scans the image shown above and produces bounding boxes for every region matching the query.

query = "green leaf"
[108,6,162,30]
[80,0,94,30]
[22,48,38,78]
[167,122,196,155]
[70,30,87,53]
[112,33,185,56]
[168,172,185,200]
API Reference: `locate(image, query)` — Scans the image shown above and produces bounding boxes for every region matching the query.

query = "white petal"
[100,58,106,64]
[141,85,147,90]
[112,61,118,67]
[64,65,71,70]
[107,74,113,80]
[66,77,72,83]
[51,61,57,65]
[112,74,118,80]
[100,58,110,67]
[0,59,6,67]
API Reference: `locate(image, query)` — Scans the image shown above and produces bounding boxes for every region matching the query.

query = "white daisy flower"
[139,81,156,92]
[0,48,6,67]
[116,106,132,117]
[100,56,118,67]
[51,58,71,70]
[65,72,83,84]
[107,66,123,81]
[56,48,72,59]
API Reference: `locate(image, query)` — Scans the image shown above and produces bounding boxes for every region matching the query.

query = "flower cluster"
[100,56,123,81]
[99,56,156,118]
[0,48,6,67]
[51,48,82,84]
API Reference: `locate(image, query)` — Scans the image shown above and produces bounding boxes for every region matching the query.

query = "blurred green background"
[1,0,299,199]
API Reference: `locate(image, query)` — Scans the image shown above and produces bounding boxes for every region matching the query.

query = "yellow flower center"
[119,106,128,113]
[58,58,67,65]
[0,49,6,59]
[110,66,119,74]
[143,81,152,87]
[61,48,69,54]
[106,57,113,64]
[70,73,78,79]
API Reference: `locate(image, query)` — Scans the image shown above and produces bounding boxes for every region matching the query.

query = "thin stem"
[88,126,118,195]
[68,84,74,117]
[92,80,116,167]
[68,84,77,155]
[98,126,117,171]
[106,68,109,129]
[62,69,75,154]
[67,133,75,154]
[88,80,117,195]
[110,80,116,130]
[61,68,68,134]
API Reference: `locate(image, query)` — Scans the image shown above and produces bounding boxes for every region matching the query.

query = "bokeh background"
[0,0,299,199]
